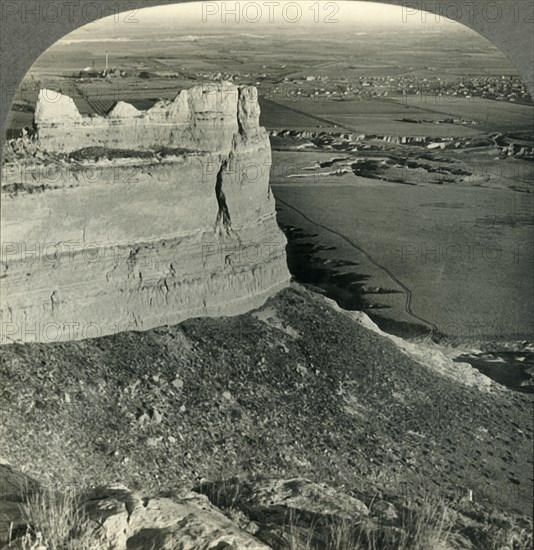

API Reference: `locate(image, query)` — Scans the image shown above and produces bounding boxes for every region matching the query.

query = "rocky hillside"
[1,284,532,548]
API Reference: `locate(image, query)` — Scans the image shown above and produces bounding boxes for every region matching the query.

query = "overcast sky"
[79,1,471,33]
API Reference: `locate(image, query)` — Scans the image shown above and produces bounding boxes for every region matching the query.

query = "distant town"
[76,62,532,105]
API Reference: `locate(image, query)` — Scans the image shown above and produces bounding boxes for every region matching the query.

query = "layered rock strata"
[1,82,290,343]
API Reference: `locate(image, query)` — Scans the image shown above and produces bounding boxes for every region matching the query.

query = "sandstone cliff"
[1,82,290,343]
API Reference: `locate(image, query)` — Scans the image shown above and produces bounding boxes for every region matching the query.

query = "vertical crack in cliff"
[215,159,232,234]
[234,86,244,138]
[50,290,60,313]
[236,90,245,138]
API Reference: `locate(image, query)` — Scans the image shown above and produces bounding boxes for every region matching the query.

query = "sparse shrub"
[280,494,453,550]
[285,508,319,550]
[367,495,453,550]
[198,476,243,511]
[326,517,364,550]
[15,488,99,550]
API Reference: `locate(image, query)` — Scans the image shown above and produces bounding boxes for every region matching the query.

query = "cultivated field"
[258,97,336,131]
[388,95,534,133]
[272,166,534,341]
[271,95,533,136]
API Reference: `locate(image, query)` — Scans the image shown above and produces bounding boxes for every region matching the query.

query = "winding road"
[275,196,438,339]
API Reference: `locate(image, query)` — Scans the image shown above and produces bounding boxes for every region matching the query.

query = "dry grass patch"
[281,495,453,550]
[13,488,99,550]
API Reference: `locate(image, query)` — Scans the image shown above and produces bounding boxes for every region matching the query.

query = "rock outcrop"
[1,82,290,343]
[3,467,527,550]
[31,82,262,154]
[82,487,271,550]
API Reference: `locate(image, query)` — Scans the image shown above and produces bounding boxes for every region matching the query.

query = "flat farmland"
[388,95,534,133]
[273,98,421,116]
[259,97,338,131]
[271,97,484,136]
[272,180,534,341]
[323,116,480,137]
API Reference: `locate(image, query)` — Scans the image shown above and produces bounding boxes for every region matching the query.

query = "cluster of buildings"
[78,67,129,79]
[394,75,532,103]
[257,73,532,104]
